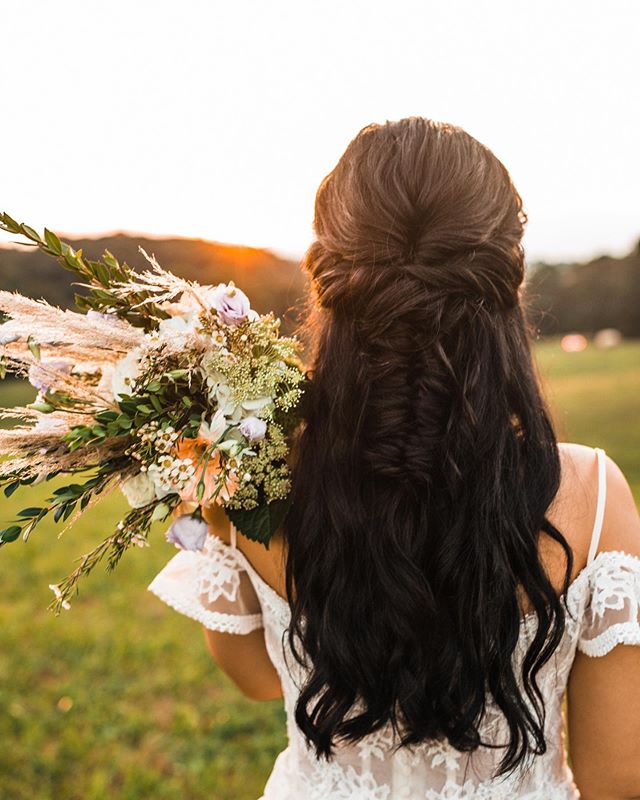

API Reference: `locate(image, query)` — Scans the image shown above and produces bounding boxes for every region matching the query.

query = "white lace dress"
[147,447,640,799]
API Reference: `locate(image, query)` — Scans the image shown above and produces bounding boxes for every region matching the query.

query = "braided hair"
[282,117,573,779]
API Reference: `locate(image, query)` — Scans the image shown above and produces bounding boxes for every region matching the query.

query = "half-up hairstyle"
[283,116,573,779]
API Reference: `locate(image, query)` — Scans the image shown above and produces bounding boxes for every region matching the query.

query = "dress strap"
[229,520,237,550]
[586,447,607,568]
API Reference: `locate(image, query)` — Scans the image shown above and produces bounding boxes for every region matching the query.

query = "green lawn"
[0,337,638,799]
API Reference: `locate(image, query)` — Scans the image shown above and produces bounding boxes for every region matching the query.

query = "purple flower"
[239,415,267,442]
[165,514,208,551]
[28,359,73,392]
[207,282,251,326]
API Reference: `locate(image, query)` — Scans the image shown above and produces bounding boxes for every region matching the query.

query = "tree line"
[1,232,638,337]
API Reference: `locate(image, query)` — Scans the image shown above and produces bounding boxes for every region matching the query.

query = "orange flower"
[175,439,239,506]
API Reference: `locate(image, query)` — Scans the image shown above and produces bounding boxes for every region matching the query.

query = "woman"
[148,116,640,799]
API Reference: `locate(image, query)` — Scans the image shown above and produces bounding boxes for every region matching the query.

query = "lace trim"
[196,536,243,604]
[576,550,640,656]
[147,573,264,634]
[205,533,293,629]
[578,621,640,657]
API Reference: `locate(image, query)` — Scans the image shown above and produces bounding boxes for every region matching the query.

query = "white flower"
[121,472,157,508]
[158,312,201,339]
[48,584,71,610]
[111,349,142,400]
[239,415,267,442]
[207,378,241,418]
[198,408,228,443]
[241,395,273,412]
[217,438,243,457]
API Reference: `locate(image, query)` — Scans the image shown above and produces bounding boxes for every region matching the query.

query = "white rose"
[158,312,201,339]
[121,472,157,508]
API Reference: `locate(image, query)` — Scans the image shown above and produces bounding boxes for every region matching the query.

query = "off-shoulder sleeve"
[577,551,640,657]
[147,534,264,635]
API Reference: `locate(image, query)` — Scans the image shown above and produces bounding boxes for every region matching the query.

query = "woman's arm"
[567,454,640,799]
[202,626,283,701]
[171,501,283,701]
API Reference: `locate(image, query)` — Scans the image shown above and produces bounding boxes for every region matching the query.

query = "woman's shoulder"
[554,442,640,575]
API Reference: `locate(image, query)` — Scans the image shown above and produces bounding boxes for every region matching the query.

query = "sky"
[0,0,638,265]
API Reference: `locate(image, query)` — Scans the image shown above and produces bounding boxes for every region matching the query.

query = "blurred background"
[1,1,638,798]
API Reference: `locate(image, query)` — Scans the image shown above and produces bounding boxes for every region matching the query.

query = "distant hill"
[1,231,639,337]
[0,232,310,336]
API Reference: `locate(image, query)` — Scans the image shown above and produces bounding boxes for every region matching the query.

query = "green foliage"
[225,495,292,549]
[0,213,170,330]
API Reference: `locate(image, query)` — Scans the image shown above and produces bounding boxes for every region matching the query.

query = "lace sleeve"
[577,551,640,657]
[147,534,264,635]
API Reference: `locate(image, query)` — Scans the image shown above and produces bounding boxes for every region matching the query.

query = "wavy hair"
[282,116,574,779]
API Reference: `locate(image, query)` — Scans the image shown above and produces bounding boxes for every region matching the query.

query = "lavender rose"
[239,415,267,442]
[165,514,209,551]
[207,282,251,326]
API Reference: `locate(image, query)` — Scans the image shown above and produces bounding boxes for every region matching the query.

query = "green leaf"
[0,212,20,231]
[95,262,110,286]
[64,252,80,270]
[3,481,20,498]
[27,335,41,361]
[43,228,62,254]
[224,495,291,548]
[16,507,44,518]
[102,250,119,269]
[27,401,55,413]
[96,411,118,423]
[0,525,22,543]
[20,224,41,241]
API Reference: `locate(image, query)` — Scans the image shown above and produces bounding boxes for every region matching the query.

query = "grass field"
[0,337,638,799]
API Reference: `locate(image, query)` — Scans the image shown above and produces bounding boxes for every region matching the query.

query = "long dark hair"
[282,116,574,779]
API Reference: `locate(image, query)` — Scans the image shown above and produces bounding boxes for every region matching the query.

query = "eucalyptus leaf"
[0,525,22,543]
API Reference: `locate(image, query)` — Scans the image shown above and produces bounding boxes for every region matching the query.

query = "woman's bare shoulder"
[554,442,640,569]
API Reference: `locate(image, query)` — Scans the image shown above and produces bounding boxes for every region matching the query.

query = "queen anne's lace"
[148,538,640,799]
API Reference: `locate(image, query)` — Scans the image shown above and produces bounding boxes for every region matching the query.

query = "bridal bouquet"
[0,213,306,613]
